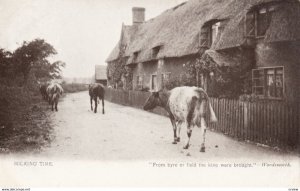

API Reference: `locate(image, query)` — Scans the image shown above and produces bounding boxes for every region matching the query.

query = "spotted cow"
[143,86,217,152]
[46,82,63,111]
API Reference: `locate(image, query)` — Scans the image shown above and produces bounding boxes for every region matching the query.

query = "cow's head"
[143,92,161,111]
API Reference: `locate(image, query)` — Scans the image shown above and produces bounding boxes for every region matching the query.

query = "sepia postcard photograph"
[0,0,299,190]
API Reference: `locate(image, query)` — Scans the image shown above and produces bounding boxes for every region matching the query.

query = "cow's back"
[47,83,63,95]
[89,83,104,98]
[94,84,105,98]
[168,86,200,122]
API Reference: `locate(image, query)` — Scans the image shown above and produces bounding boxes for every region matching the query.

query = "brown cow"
[89,83,105,114]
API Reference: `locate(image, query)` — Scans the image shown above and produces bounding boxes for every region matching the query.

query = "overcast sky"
[0,0,186,78]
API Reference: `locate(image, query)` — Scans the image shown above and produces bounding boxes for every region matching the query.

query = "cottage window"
[133,51,139,63]
[158,59,164,68]
[245,5,276,38]
[252,67,284,99]
[151,74,158,91]
[211,22,220,45]
[257,7,274,37]
[200,26,210,48]
[136,75,143,89]
[200,21,221,48]
[161,72,171,89]
[245,12,255,37]
[152,46,161,58]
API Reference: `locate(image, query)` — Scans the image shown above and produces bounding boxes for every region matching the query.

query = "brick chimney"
[132,7,145,25]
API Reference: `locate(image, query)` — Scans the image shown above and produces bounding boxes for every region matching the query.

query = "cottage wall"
[132,56,195,90]
[255,41,300,102]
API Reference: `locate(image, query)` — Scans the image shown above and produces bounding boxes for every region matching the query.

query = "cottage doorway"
[151,75,157,91]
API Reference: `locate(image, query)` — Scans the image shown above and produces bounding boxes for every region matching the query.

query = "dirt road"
[38,91,299,161]
[1,91,299,187]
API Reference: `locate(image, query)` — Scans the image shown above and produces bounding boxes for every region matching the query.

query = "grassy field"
[61,83,89,93]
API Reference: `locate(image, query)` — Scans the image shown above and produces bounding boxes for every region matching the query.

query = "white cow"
[46,82,63,111]
[143,86,217,152]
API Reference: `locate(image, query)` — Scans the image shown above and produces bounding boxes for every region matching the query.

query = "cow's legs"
[176,122,182,142]
[51,101,54,111]
[55,99,58,111]
[102,98,105,114]
[90,96,93,111]
[169,116,177,144]
[183,97,197,149]
[94,97,98,113]
[183,127,192,149]
[200,117,207,152]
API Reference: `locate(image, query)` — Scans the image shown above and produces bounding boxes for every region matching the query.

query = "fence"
[104,88,300,149]
[105,88,168,116]
[208,98,299,148]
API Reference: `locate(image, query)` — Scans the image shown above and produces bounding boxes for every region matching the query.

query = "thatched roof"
[203,50,240,67]
[106,25,139,62]
[265,2,300,42]
[95,65,107,80]
[202,49,254,69]
[106,0,300,64]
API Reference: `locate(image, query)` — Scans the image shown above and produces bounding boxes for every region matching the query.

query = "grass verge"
[0,85,53,153]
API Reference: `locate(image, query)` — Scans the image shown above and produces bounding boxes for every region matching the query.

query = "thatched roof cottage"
[106,0,300,102]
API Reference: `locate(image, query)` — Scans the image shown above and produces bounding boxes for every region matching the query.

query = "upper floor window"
[158,59,164,68]
[252,66,284,99]
[200,21,221,48]
[245,4,277,38]
[133,51,139,63]
[152,46,161,59]
[211,22,220,45]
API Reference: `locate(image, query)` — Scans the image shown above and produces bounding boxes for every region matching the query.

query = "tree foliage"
[107,56,126,87]
[183,53,252,98]
[164,73,195,90]
[32,60,66,81]
[0,39,65,86]
[13,39,58,83]
[0,49,13,78]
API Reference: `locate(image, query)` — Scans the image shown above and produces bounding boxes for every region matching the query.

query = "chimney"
[132,7,145,25]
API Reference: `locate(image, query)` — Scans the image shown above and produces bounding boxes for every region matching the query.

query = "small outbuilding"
[95,65,107,86]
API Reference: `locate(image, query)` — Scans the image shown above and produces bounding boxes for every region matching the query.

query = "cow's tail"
[196,88,217,123]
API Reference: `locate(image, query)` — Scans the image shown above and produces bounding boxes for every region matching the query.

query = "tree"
[32,60,66,81]
[106,24,133,89]
[0,49,13,78]
[12,39,57,84]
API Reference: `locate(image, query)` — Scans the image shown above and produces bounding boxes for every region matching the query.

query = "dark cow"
[143,86,217,152]
[46,82,63,111]
[40,84,48,100]
[89,83,105,114]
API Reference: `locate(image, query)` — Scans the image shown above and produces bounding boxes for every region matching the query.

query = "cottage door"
[151,75,157,91]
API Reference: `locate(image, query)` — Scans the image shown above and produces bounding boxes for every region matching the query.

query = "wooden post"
[243,102,248,140]
[196,70,199,87]
[204,74,207,91]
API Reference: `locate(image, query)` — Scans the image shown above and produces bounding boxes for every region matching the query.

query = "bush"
[239,94,261,102]
[164,74,195,90]
[61,83,89,93]
[140,87,150,92]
